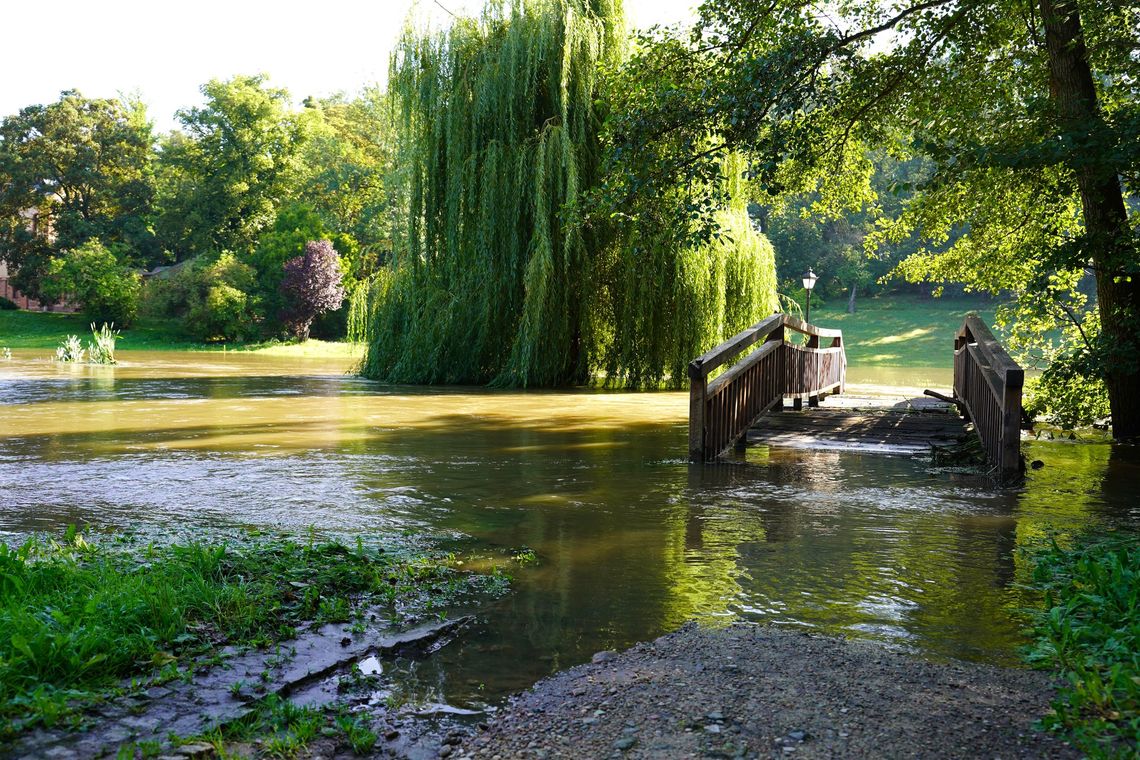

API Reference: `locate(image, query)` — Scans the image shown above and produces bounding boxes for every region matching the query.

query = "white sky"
[1,0,697,133]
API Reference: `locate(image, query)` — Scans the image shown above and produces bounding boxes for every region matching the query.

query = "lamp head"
[802,268,818,291]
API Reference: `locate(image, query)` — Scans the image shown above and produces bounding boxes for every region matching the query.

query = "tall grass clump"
[362,0,777,388]
[87,323,119,364]
[54,335,85,363]
[53,323,120,364]
[1024,533,1139,758]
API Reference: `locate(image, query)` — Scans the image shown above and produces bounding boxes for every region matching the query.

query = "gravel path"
[455,623,1077,759]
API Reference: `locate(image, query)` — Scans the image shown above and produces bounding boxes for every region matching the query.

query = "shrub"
[40,241,141,326]
[138,264,197,319]
[1025,533,1139,757]
[138,254,261,342]
[280,240,346,340]
[185,253,261,342]
[0,296,17,310]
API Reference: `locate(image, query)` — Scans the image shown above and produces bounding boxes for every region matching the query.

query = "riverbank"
[458,622,1076,759]
[0,310,360,358]
[1,296,997,367]
[0,528,507,755]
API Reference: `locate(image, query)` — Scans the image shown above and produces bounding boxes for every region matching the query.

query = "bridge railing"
[953,316,1024,483]
[688,314,845,461]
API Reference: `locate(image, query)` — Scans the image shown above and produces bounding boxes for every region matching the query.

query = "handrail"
[689,314,845,461]
[953,316,1024,483]
[688,313,783,380]
[780,315,843,339]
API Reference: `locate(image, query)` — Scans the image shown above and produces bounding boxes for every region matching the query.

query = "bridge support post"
[689,369,707,462]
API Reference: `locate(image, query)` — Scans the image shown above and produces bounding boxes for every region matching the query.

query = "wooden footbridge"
[688,314,1025,483]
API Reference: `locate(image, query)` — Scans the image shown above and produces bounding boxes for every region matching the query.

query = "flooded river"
[1,349,1137,709]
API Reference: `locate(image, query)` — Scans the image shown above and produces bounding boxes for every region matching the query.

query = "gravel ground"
[455,623,1077,760]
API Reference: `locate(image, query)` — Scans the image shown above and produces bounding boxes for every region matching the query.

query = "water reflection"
[1,350,1136,708]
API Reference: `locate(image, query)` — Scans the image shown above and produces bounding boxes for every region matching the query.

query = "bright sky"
[1,0,696,133]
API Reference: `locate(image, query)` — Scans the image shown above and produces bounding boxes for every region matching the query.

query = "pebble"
[614,736,637,751]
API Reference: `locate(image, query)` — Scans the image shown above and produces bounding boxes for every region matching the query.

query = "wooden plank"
[746,401,970,456]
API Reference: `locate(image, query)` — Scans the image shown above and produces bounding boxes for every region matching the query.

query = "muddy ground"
[452,623,1076,759]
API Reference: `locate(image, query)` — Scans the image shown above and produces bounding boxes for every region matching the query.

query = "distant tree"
[298,88,394,273]
[156,75,308,258]
[40,240,141,326]
[0,91,157,297]
[280,240,345,340]
[763,152,937,311]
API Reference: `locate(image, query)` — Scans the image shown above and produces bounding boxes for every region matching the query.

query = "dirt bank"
[456,623,1076,759]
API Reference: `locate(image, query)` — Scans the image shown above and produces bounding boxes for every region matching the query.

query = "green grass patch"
[806,294,999,368]
[0,310,359,358]
[1023,532,1139,758]
[0,527,496,742]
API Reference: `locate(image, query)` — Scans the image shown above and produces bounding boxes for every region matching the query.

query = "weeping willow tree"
[601,153,778,387]
[362,0,777,387]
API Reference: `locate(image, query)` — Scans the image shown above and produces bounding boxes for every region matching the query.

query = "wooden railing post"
[807,333,821,407]
[767,323,785,411]
[688,359,707,462]
[999,365,1025,482]
[834,335,846,394]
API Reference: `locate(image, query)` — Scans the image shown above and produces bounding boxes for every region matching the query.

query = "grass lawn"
[805,294,1001,368]
[0,310,359,358]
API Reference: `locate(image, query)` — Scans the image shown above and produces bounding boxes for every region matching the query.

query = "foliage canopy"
[601,0,1140,433]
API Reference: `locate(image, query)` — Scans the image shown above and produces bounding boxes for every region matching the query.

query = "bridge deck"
[746,385,971,456]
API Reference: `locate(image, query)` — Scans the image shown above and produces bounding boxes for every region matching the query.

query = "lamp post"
[802,268,818,323]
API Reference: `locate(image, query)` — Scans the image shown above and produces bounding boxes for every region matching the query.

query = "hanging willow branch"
[362,0,777,388]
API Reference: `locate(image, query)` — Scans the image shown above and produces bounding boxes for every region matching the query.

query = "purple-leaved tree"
[280,240,346,340]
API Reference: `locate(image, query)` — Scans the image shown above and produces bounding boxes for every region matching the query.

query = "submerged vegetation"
[1024,533,1139,758]
[52,323,120,364]
[362,0,777,388]
[0,527,495,742]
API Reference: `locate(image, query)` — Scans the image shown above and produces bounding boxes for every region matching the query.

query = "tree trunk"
[1040,0,1140,438]
[847,282,857,314]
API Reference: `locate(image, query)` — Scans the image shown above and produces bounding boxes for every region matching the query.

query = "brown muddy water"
[1,349,1137,711]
